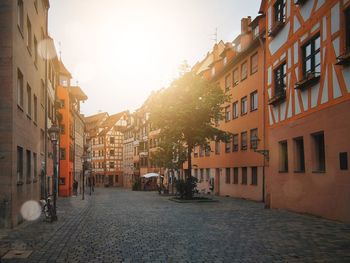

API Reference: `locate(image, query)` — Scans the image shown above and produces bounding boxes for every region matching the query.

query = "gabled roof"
[194,41,226,75]
[58,59,72,78]
[69,86,88,101]
[98,111,128,136]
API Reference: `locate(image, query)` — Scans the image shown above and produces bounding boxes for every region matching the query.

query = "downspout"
[258,33,266,204]
[44,4,49,199]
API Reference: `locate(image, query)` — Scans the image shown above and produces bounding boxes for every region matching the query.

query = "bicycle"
[40,195,57,222]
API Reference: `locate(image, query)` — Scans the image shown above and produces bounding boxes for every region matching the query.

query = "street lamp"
[48,125,60,221]
[250,134,269,160]
[81,154,87,200]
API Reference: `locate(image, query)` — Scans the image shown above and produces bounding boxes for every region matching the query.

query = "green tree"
[148,71,231,182]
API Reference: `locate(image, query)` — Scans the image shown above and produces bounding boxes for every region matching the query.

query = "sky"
[49,0,261,116]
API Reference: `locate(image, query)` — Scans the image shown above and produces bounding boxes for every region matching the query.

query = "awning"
[141,173,163,179]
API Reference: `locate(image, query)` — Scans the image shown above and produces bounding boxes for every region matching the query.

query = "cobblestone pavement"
[0,188,350,263]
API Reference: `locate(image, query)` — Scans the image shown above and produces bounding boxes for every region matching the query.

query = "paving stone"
[0,188,350,262]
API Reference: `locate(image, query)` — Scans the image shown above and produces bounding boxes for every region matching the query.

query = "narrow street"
[0,188,349,263]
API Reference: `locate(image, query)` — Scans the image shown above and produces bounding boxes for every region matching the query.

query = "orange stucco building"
[260,0,350,222]
[56,62,87,197]
[189,16,268,202]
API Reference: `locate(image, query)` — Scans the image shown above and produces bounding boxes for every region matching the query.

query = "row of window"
[17,0,45,68]
[225,167,258,186]
[194,128,258,157]
[223,52,258,91]
[225,91,258,122]
[193,167,258,186]
[17,69,38,123]
[16,146,38,184]
[277,131,350,173]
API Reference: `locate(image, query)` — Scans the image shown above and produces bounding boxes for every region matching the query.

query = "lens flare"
[20,200,41,221]
[37,38,57,60]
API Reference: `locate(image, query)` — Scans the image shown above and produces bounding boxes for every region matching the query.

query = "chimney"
[241,16,252,34]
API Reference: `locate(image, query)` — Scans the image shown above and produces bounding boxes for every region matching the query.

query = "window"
[225,168,231,184]
[233,134,239,152]
[241,61,247,80]
[17,146,24,182]
[199,146,204,157]
[33,152,37,179]
[17,0,24,33]
[17,69,24,108]
[110,162,115,169]
[34,36,38,65]
[27,16,32,52]
[251,53,258,74]
[205,145,210,157]
[206,168,210,181]
[34,0,38,12]
[233,168,238,184]
[294,137,305,172]
[312,132,325,172]
[200,169,204,182]
[60,124,65,134]
[339,152,348,170]
[346,8,350,52]
[233,101,238,119]
[215,140,220,155]
[110,150,115,156]
[225,105,231,122]
[225,74,231,92]
[26,84,31,116]
[250,91,258,111]
[250,129,258,149]
[241,132,247,150]
[279,141,288,172]
[241,97,247,115]
[194,147,198,157]
[33,95,37,122]
[26,150,31,181]
[233,68,239,86]
[110,137,115,144]
[241,167,247,184]
[60,148,66,160]
[251,167,258,185]
[274,63,287,97]
[225,137,231,153]
[223,56,227,65]
[302,34,321,78]
[274,0,286,23]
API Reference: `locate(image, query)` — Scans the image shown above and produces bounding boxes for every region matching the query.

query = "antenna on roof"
[210,28,218,44]
[59,41,62,60]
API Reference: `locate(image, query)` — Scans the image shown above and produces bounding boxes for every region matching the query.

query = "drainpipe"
[258,34,266,204]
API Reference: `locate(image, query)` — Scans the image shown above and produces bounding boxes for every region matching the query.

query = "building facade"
[86,112,127,187]
[261,0,350,222]
[189,16,267,202]
[0,0,50,228]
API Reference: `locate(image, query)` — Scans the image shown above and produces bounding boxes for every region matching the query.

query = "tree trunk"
[186,145,192,179]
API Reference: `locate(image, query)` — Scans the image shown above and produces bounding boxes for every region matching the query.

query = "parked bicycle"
[40,195,57,222]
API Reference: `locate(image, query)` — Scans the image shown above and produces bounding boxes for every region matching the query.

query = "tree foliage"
[147,71,231,183]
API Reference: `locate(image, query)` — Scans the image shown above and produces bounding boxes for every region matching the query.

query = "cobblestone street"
[0,188,350,263]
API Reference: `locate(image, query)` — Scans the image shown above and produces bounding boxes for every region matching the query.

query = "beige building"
[0,0,50,227]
